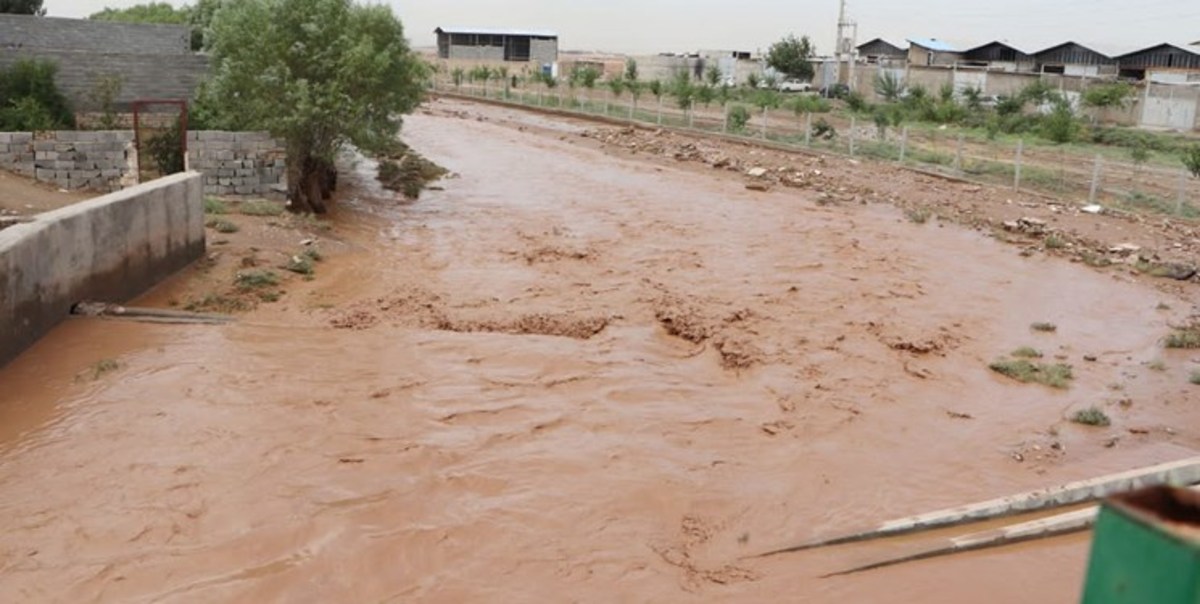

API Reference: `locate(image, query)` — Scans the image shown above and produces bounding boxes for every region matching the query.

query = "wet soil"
[1,98,1199,602]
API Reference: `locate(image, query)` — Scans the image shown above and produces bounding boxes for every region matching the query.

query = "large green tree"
[0,0,44,15]
[766,34,815,82]
[200,0,425,213]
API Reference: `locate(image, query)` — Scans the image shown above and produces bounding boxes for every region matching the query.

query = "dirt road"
[1,98,1198,602]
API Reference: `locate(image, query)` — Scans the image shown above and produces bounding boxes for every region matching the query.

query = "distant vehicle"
[819,83,849,99]
[778,80,813,93]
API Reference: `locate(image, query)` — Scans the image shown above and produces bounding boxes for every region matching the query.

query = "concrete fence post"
[761,106,768,140]
[805,112,812,147]
[723,102,729,133]
[657,96,663,126]
[900,126,909,163]
[849,117,856,156]
[954,134,964,173]
[628,97,635,122]
[1015,139,1024,190]
[688,100,695,129]
[1089,155,1103,204]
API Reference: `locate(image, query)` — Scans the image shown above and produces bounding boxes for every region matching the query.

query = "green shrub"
[1165,328,1200,349]
[0,59,74,130]
[236,270,279,289]
[204,197,228,214]
[205,218,239,233]
[812,117,836,140]
[1072,406,1111,427]
[1183,145,1200,179]
[1012,346,1043,359]
[727,104,751,132]
[989,358,1073,388]
[144,121,185,175]
[1041,98,1081,144]
[844,91,869,113]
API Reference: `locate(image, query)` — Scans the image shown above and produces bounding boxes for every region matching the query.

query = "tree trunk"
[286,153,334,214]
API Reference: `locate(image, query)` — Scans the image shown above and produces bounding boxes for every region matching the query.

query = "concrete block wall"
[0,50,210,110]
[0,172,205,368]
[0,14,190,55]
[0,131,133,191]
[187,131,287,196]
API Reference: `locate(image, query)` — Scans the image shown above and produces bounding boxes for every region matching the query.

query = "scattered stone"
[745,182,771,192]
[1084,355,1098,362]
[1109,243,1141,255]
[746,167,768,177]
[1081,205,1103,214]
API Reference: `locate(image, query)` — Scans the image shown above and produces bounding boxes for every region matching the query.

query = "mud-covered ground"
[1,98,1198,602]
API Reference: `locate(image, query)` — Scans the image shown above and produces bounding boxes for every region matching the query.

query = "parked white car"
[778,80,813,93]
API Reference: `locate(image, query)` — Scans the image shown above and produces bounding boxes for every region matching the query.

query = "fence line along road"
[433,79,1200,219]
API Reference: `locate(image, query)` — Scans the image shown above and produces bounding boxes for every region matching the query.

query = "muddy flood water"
[2,98,1198,602]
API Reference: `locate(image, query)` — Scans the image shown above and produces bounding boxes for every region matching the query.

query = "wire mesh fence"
[434,78,1200,218]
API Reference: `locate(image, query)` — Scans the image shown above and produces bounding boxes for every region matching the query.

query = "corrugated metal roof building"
[435,26,558,66]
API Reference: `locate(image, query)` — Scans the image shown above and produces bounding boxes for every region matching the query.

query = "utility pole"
[835,0,857,86]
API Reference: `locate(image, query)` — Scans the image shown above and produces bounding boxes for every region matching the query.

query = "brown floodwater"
[1,98,1198,603]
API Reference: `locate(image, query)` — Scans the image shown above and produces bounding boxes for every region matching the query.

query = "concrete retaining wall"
[0,130,286,194]
[0,172,205,368]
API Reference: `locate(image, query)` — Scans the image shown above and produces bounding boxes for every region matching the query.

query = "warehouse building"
[434,26,558,66]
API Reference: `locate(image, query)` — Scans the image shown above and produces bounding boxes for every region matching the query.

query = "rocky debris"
[1003,216,1048,235]
[436,312,610,340]
[746,167,768,178]
[745,182,771,192]
[654,296,711,344]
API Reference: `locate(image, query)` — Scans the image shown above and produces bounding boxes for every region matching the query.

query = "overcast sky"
[49,0,1200,56]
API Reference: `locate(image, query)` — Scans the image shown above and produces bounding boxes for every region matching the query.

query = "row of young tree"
[864,74,1200,174]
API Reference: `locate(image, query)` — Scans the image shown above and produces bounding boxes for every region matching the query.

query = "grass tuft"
[285,255,315,276]
[1165,328,1200,349]
[1147,359,1167,372]
[204,197,228,214]
[206,218,239,234]
[1191,371,1200,386]
[302,246,323,262]
[238,200,286,217]
[904,207,931,224]
[1012,346,1043,359]
[92,358,119,380]
[1072,406,1111,427]
[1031,322,1058,333]
[1044,234,1066,249]
[989,358,1073,389]
[235,269,280,290]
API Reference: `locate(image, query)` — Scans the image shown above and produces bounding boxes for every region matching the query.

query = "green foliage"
[745,72,760,90]
[995,95,1024,116]
[989,358,1074,389]
[90,2,189,24]
[788,94,831,114]
[1072,407,1111,427]
[87,74,123,130]
[238,199,286,216]
[670,69,694,109]
[904,207,931,224]
[843,91,869,113]
[727,104,751,132]
[812,117,836,140]
[451,67,465,88]
[1012,346,1043,359]
[624,58,639,83]
[1130,142,1151,166]
[648,80,663,98]
[201,0,425,213]
[285,254,314,275]
[144,121,185,175]
[206,218,239,233]
[204,197,228,214]
[607,78,624,97]
[236,269,280,289]
[1041,98,1081,144]
[961,86,984,112]
[570,65,602,89]
[874,72,901,101]
[1082,82,1135,109]
[765,34,815,81]
[694,85,715,107]
[1020,80,1059,106]
[748,88,782,110]
[1183,145,1200,179]
[705,65,721,87]
[0,59,74,131]
[0,0,45,15]
[1165,327,1200,349]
